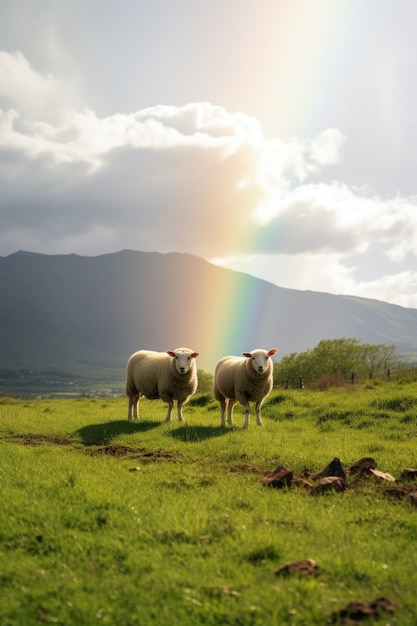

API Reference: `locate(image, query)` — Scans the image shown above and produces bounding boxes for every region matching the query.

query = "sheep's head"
[167,348,199,374]
[243,349,277,374]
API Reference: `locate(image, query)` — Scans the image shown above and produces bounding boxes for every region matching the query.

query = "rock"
[292,474,314,490]
[409,492,417,507]
[384,485,417,507]
[310,476,346,494]
[401,467,417,481]
[313,457,347,481]
[261,466,293,488]
[368,468,395,482]
[384,486,410,499]
[348,457,376,478]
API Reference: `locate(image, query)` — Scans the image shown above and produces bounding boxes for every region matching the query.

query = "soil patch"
[275,559,321,578]
[225,462,261,474]
[86,445,179,462]
[6,435,180,463]
[10,434,75,446]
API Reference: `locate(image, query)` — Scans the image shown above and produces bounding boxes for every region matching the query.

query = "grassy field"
[1,382,417,625]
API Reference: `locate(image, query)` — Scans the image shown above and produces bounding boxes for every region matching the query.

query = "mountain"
[1,250,417,393]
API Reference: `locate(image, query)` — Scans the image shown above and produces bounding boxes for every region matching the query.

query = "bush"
[188,393,212,407]
[197,369,213,393]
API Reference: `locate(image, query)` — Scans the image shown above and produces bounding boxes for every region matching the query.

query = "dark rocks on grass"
[348,457,376,478]
[261,466,293,488]
[348,458,395,482]
[310,476,347,495]
[383,485,417,507]
[261,459,349,493]
[291,474,314,490]
[383,486,410,500]
[309,458,348,494]
[401,467,417,481]
[313,457,347,481]
[275,558,321,577]
[261,466,315,490]
[328,596,397,624]
[261,456,416,498]
[368,468,395,482]
[410,492,417,507]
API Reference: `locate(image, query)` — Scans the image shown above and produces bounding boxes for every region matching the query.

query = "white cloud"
[309,128,346,166]
[257,183,417,266]
[135,103,263,143]
[210,251,357,295]
[1,51,417,309]
[0,50,74,119]
[353,271,417,309]
[211,252,417,309]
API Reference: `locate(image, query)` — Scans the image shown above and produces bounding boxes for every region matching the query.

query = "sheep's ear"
[191,352,199,358]
[167,351,176,357]
[268,349,278,357]
[242,352,252,358]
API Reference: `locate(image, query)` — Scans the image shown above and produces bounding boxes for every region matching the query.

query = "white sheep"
[213,348,277,428]
[125,348,199,421]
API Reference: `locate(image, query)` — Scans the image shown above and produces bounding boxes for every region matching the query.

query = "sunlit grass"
[1,384,417,624]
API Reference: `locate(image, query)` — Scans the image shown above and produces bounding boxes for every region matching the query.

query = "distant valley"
[1,250,417,395]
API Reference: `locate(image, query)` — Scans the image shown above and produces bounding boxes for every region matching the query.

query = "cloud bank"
[1,51,417,308]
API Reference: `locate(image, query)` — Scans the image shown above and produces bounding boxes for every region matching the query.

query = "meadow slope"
[1,383,417,625]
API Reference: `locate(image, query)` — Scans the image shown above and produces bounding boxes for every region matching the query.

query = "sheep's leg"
[227,399,237,427]
[128,394,140,420]
[219,397,227,426]
[255,401,264,426]
[133,396,141,420]
[177,401,185,422]
[242,402,251,428]
[165,399,174,422]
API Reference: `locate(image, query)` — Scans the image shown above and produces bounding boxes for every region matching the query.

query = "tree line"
[273,338,400,388]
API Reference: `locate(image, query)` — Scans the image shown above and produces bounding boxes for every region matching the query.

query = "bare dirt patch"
[10,434,75,446]
[5,435,180,464]
[225,462,261,474]
[275,559,321,578]
[86,445,179,462]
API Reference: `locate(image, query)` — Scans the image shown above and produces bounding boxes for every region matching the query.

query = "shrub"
[188,393,212,407]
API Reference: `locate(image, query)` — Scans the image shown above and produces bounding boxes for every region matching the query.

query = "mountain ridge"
[1,250,417,383]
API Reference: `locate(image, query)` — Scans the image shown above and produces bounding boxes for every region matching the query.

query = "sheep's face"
[243,349,277,375]
[167,349,199,375]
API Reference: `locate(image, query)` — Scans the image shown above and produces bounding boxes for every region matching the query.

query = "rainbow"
[161,3,366,372]
[187,262,280,372]
[247,1,364,139]
[189,2,366,370]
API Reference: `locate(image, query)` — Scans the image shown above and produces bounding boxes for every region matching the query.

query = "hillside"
[1,249,417,394]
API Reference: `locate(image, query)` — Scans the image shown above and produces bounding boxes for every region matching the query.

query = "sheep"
[126,348,199,422]
[213,348,277,428]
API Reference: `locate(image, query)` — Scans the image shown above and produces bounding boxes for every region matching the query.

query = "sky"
[1,0,417,308]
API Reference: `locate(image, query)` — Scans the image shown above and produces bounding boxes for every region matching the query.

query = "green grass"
[1,384,417,624]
